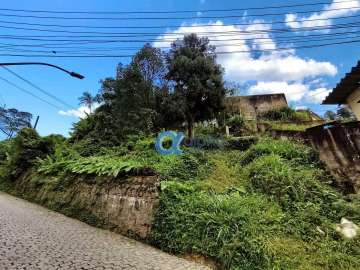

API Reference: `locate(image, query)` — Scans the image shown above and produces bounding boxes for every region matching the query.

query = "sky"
[0,0,359,137]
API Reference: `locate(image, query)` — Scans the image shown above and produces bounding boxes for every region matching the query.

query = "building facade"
[323,61,360,120]
[225,93,288,120]
[346,87,360,120]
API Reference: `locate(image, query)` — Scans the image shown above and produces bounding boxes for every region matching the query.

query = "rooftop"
[323,61,360,104]
[226,93,286,100]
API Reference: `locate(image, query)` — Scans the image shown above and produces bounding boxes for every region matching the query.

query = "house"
[225,93,288,120]
[323,61,360,120]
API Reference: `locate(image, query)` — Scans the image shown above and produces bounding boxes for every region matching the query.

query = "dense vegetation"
[150,138,360,270]
[71,34,227,148]
[259,107,312,122]
[0,129,359,270]
[0,34,359,269]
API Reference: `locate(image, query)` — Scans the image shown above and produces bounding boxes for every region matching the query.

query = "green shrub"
[0,139,12,163]
[244,155,335,209]
[4,128,57,179]
[240,137,317,166]
[260,107,312,122]
[260,107,296,121]
[194,124,223,138]
[151,181,284,269]
[37,155,144,177]
[226,115,245,128]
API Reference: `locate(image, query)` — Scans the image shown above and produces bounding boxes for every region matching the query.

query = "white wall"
[346,87,360,120]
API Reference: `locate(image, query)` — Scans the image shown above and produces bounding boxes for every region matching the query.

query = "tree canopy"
[71,35,227,145]
[0,107,32,139]
[166,34,226,137]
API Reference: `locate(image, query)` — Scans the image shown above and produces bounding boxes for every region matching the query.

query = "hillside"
[0,129,359,269]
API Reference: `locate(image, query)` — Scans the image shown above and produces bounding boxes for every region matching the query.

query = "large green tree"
[71,44,167,145]
[166,34,226,137]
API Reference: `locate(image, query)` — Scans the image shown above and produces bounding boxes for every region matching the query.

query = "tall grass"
[151,137,360,269]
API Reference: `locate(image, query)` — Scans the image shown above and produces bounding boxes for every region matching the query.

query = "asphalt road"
[0,192,209,270]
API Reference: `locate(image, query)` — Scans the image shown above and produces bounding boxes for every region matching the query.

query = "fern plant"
[37,155,143,177]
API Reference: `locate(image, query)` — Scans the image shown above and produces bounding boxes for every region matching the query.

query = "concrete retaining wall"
[267,121,360,193]
[305,122,360,193]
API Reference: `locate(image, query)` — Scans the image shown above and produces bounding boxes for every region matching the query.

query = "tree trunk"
[187,118,194,139]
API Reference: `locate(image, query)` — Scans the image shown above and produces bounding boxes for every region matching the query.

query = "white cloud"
[285,0,360,29]
[153,20,337,104]
[153,21,337,83]
[305,88,332,103]
[59,103,100,118]
[295,106,308,110]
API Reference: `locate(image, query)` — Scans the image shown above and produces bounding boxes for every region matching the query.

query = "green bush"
[240,137,317,166]
[37,155,144,178]
[4,128,57,179]
[151,182,284,269]
[0,139,12,162]
[244,155,335,209]
[194,124,223,138]
[226,115,245,128]
[260,107,296,121]
[260,107,311,122]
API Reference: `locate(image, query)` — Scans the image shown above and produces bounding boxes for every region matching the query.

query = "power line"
[0,0,357,14]
[0,6,359,20]
[0,21,358,44]
[0,38,359,57]
[1,29,359,50]
[2,66,75,109]
[0,13,360,34]
[0,75,62,110]
[0,23,359,45]
[1,32,360,55]
[308,89,332,97]
[0,10,358,30]
[0,19,360,37]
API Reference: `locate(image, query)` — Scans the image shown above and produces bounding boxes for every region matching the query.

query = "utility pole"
[33,116,40,130]
[0,62,84,79]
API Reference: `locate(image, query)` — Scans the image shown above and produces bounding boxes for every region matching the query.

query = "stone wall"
[14,173,160,239]
[225,94,288,120]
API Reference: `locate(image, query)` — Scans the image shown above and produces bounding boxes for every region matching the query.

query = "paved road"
[0,192,210,270]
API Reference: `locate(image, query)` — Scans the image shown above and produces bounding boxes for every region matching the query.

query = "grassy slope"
[149,138,360,270]
[1,136,359,269]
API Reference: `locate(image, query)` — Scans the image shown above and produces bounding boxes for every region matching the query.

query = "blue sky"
[0,0,359,137]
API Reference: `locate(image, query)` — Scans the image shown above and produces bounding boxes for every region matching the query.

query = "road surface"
[0,192,210,270]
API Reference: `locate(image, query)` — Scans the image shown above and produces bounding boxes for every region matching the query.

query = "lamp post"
[0,62,84,79]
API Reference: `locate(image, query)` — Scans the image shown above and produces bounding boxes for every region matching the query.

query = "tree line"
[73,34,228,146]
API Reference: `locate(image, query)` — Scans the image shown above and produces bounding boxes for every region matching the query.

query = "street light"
[0,62,84,79]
